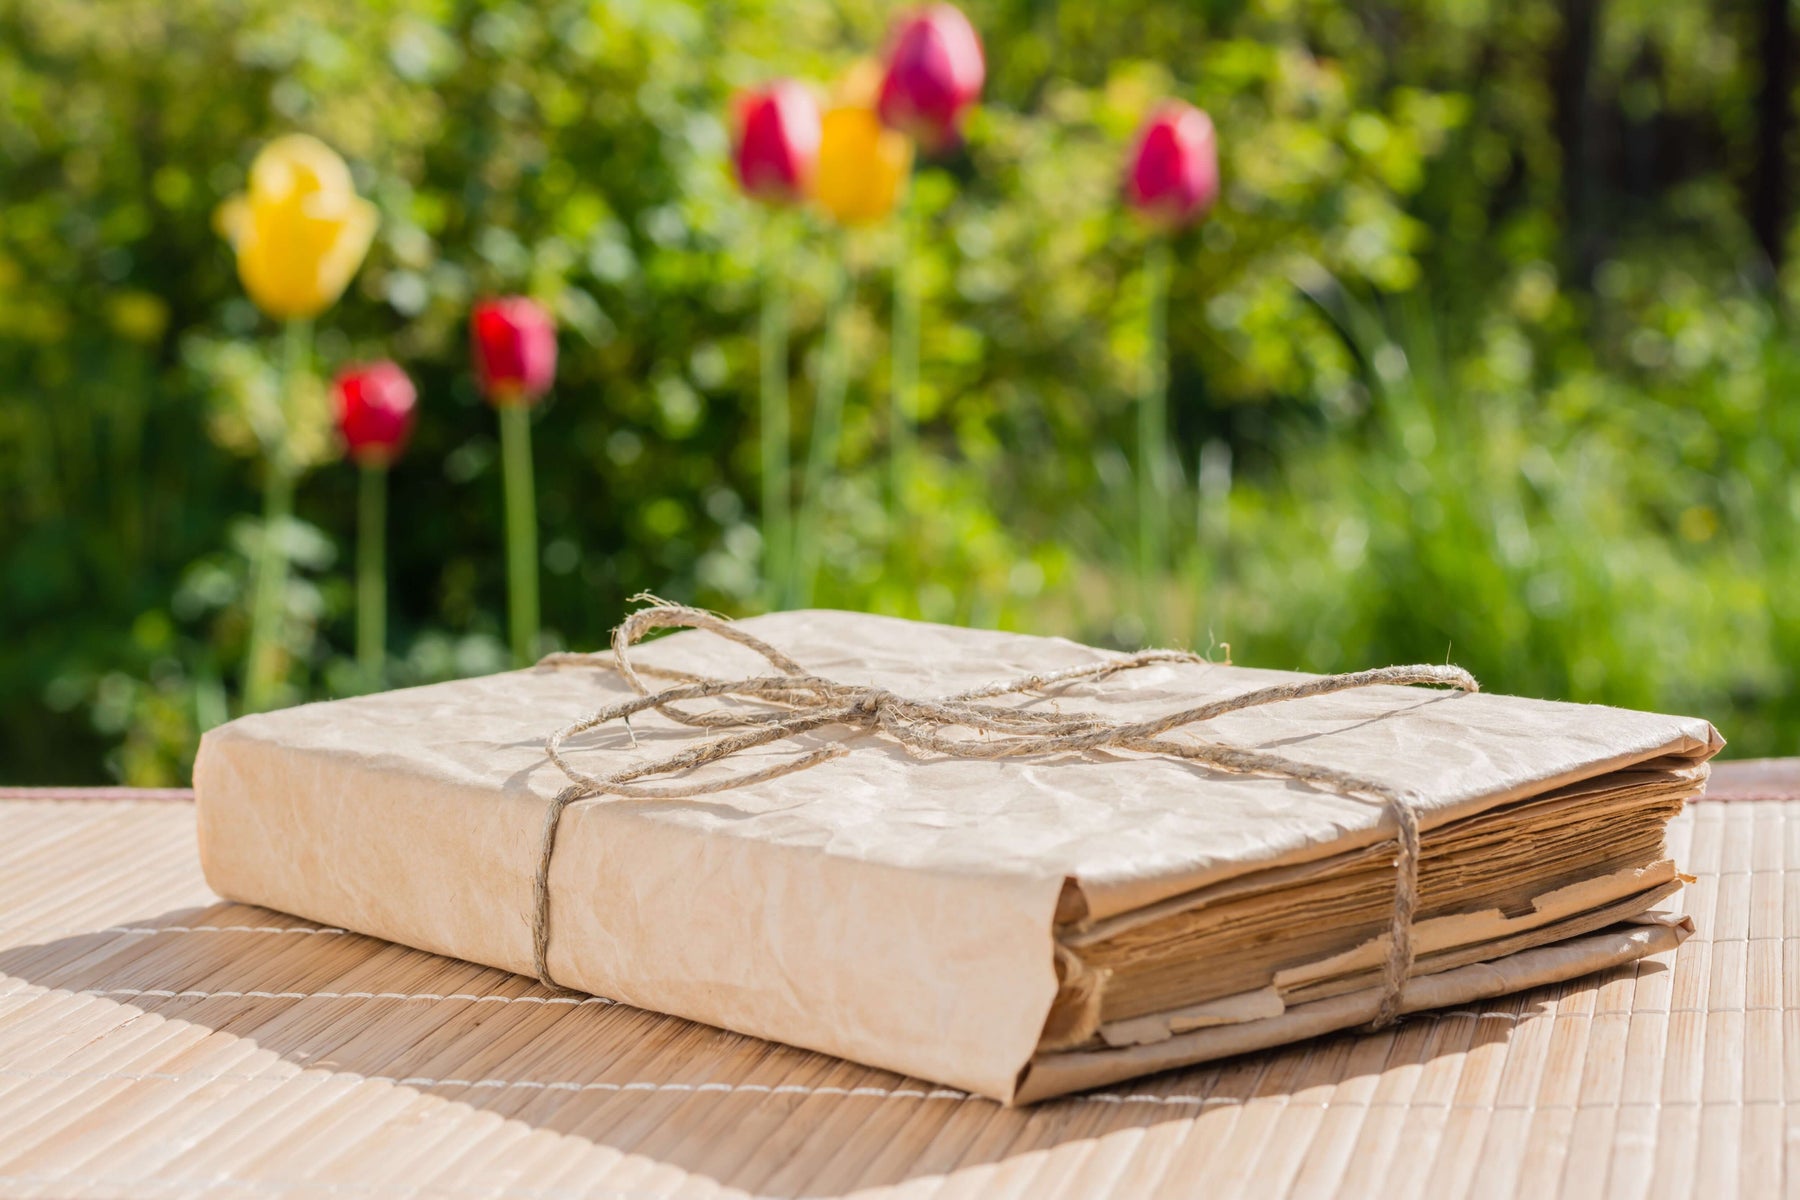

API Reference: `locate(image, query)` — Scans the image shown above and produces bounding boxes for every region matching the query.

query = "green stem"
[356,461,387,683]
[795,248,853,607]
[890,187,919,552]
[759,216,792,610]
[243,464,294,710]
[1136,238,1173,635]
[499,401,540,666]
[242,318,311,712]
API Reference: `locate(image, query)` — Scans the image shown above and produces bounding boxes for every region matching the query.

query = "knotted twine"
[535,601,1479,1030]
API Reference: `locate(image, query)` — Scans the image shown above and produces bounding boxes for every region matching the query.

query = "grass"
[821,285,1798,759]
[15,278,1800,785]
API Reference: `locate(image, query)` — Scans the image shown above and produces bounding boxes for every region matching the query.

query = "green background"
[3,0,1797,784]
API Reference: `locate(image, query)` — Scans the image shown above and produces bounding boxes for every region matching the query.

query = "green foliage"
[0,0,1795,783]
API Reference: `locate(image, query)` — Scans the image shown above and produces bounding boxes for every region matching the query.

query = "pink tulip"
[1125,102,1220,229]
[876,5,985,151]
[733,80,822,205]
[471,297,557,405]
[333,361,417,467]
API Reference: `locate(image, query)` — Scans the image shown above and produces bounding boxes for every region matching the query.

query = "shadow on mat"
[0,900,1662,1196]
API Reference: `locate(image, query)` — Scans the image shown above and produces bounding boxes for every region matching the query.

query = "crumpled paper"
[195,609,1720,1102]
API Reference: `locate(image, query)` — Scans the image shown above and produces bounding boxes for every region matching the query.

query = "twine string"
[536,601,1479,1030]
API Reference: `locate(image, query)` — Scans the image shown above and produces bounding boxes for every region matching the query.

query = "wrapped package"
[194,606,1720,1104]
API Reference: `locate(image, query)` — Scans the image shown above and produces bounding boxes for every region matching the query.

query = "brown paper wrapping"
[194,610,1720,1103]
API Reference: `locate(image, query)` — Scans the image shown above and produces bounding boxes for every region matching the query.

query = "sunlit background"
[4,0,1797,785]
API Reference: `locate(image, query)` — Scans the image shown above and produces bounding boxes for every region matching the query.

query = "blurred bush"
[0,0,1796,783]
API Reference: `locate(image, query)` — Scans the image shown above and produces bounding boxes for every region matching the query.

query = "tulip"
[333,362,416,680]
[1125,102,1220,230]
[791,104,910,604]
[334,361,417,467]
[1124,102,1220,636]
[218,134,378,712]
[471,297,558,406]
[814,106,912,227]
[216,134,378,321]
[876,5,985,152]
[731,88,820,608]
[874,9,981,575]
[733,81,821,206]
[471,298,556,665]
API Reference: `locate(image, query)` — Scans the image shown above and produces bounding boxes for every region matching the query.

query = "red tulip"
[733,80,821,205]
[471,297,557,405]
[1125,102,1220,229]
[333,361,417,467]
[876,5,985,151]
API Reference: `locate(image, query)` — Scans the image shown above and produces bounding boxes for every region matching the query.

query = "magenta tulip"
[471,297,557,405]
[334,360,417,678]
[471,297,554,665]
[876,5,985,151]
[733,80,822,205]
[1125,102,1220,229]
[333,361,417,467]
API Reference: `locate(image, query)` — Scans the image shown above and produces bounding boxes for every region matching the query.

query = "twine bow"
[535,602,1479,1030]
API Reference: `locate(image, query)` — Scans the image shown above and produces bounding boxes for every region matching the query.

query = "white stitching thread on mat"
[0,985,614,1005]
[0,1065,1783,1111]
[7,987,1684,1020]
[0,987,1587,1017]
[0,924,356,940]
[0,1173,792,1200]
[0,1066,976,1101]
[103,925,352,936]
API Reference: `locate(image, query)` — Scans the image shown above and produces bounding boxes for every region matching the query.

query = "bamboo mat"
[0,784,1791,1199]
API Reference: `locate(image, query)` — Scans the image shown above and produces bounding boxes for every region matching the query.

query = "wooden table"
[0,760,1792,1198]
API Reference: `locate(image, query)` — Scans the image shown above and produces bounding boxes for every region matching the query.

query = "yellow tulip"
[813,106,912,227]
[216,135,378,320]
[833,58,884,109]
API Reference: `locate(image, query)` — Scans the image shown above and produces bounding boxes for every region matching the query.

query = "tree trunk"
[1553,0,1603,292]
[1753,0,1794,280]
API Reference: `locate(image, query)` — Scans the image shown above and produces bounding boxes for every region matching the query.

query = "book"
[194,608,1720,1104]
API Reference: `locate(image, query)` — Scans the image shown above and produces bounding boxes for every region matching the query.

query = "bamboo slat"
[0,792,1791,1198]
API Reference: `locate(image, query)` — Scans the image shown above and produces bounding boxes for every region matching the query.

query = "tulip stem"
[498,401,540,667]
[889,188,919,571]
[795,247,853,606]
[759,217,793,611]
[356,461,387,684]
[242,317,311,713]
[1137,237,1173,636]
